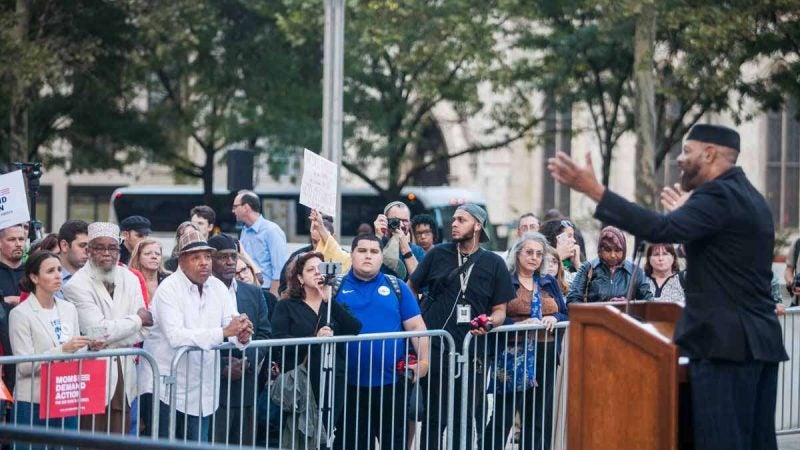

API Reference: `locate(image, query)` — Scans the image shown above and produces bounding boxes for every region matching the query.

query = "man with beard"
[142,229,253,442]
[0,223,25,424]
[408,204,514,450]
[207,233,271,445]
[63,222,152,434]
[0,224,26,306]
[548,124,788,450]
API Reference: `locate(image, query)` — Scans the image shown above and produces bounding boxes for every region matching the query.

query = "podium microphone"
[624,236,647,316]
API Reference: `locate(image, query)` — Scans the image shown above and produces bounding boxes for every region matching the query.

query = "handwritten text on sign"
[40,359,107,419]
[299,149,338,218]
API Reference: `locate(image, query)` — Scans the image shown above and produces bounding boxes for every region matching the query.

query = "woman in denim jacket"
[566,226,653,304]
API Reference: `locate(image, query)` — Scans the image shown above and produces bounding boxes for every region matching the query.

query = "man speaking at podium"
[548,124,788,450]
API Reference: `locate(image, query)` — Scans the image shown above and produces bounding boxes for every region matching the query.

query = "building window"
[766,106,800,230]
[68,186,124,224]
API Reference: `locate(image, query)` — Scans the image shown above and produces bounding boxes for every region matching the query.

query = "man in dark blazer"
[548,124,788,450]
[208,234,272,446]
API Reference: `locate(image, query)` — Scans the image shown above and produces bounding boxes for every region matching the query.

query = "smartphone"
[557,232,569,246]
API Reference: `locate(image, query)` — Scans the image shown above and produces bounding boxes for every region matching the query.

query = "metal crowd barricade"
[460,322,570,450]
[0,347,161,442]
[163,330,457,449]
[777,306,800,435]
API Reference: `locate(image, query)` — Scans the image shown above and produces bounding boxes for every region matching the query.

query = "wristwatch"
[402,251,414,260]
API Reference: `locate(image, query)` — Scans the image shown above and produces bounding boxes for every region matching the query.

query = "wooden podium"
[566,301,689,450]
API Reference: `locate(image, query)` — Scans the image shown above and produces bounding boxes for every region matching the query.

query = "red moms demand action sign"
[39,360,107,419]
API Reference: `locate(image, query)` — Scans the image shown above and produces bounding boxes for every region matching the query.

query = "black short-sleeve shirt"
[410,243,514,348]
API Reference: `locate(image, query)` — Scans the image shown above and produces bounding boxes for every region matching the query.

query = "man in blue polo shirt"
[333,234,429,450]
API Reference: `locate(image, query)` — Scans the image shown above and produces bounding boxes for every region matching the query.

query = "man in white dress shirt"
[141,229,253,442]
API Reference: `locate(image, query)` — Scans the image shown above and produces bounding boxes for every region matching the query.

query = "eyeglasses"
[235,267,250,277]
[521,249,544,258]
[91,245,120,254]
[560,220,574,229]
[414,229,432,236]
[231,204,244,212]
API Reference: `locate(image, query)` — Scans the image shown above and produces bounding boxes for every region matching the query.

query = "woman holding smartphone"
[541,219,582,282]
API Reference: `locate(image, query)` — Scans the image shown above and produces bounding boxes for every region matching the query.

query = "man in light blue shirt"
[232,190,288,295]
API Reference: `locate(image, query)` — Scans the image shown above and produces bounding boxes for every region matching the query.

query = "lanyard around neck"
[458,251,477,303]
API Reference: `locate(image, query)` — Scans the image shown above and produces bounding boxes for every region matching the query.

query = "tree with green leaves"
[511,0,758,206]
[0,0,161,170]
[277,0,539,201]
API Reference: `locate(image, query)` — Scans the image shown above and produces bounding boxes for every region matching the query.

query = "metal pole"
[322,0,345,237]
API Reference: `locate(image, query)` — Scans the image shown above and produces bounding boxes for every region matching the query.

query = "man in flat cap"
[119,215,151,265]
[141,229,253,442]
[63,221,153,434]
[548,124,788,450]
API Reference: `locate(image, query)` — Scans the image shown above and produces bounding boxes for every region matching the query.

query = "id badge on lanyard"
[456,254,474,323]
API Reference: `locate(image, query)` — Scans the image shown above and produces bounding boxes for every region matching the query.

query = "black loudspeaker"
[227,149,254,191]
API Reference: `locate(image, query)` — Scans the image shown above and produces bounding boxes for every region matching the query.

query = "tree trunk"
[9,0,31,164]
[633,3,658,208]
[202,149,215,205]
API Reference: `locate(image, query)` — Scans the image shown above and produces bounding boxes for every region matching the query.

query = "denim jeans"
[12,401,78,450]
[157,401,210,443]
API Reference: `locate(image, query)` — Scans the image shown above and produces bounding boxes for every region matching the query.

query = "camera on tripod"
[13,161,44,240]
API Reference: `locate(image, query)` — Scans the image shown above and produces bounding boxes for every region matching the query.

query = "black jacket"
[0,262,24,298]
[219,280,272,407]
[0,301,14,391]
[595,167,788,362]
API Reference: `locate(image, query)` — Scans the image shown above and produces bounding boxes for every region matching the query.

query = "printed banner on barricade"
[0,170,30,230]
[39,359,107,419]
[299,148,338,218]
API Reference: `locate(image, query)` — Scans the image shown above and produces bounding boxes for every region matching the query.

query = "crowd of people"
[0,182,790,450]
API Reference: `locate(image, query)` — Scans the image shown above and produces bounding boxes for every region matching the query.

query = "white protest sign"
[0,170,30,230]
[299,149,338,218]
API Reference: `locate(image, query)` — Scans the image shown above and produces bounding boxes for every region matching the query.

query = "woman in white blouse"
[9,251,91,436]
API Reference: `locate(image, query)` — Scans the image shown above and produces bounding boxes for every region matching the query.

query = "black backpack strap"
[385,274,403,301]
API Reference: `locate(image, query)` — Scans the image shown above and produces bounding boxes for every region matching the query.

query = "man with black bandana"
[548,124,788,450]
[408,203,514,450]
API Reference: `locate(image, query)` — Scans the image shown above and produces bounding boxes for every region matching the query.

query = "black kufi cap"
[686,124,740,152]
[207,233,237,252]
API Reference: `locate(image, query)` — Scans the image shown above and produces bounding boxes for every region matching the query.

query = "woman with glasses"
[566,226,653,304]
[544,245,570,294]
[644,243,685,304]
[486,232,567,450]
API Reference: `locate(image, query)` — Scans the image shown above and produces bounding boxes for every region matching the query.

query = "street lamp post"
[321,0,345,237]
